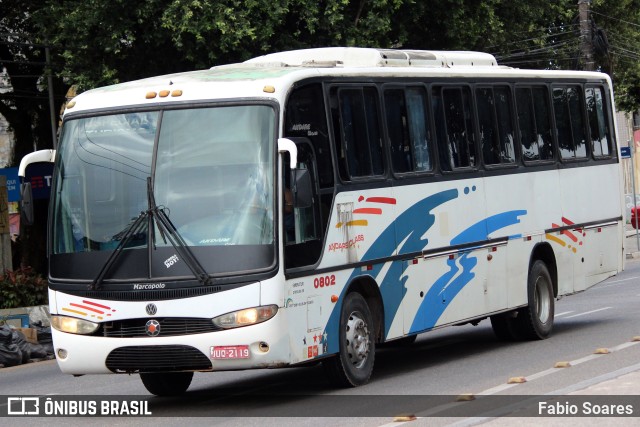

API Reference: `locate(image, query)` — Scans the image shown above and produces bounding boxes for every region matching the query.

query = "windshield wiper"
[89,177,211,290]
[146,178,211,286]
[89,211,148,290]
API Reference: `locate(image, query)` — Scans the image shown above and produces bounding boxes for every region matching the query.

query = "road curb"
[625,251,640,259]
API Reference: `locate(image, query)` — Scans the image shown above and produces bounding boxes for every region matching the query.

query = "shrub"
[0,267,48,309]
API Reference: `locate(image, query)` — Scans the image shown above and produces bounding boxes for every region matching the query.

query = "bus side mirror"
[20,182,34,226]
[18,149,56,227]
[292,169,312,208]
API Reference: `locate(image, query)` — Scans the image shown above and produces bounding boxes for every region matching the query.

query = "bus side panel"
[484,170,563,302]
[558,164,622,293]
[284,269,355,364]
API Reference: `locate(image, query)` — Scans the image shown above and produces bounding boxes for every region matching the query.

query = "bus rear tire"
[513,260,555,340]
[323,292,375,387]
[140,371,193,396]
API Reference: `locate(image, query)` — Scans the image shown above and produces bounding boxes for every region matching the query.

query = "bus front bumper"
[52,311,290,375]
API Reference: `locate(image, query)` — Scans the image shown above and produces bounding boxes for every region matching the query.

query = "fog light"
[258,342,269,353]
[57,348,68,359]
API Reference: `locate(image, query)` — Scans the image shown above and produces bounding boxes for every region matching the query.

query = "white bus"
[19,47,624,395]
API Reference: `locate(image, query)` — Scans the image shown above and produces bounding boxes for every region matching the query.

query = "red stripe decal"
[70,303,104,314]
[82,300,112,310]
[353,208,383,215]
[366,197,396,204]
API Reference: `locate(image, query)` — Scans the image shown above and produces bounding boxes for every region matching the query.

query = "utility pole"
[0,176,11,272]
[578,0,595,71]
[45,46,57,150]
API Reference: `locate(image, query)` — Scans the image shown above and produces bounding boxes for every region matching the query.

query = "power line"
[486,28,580,51]
[591,10,640,30]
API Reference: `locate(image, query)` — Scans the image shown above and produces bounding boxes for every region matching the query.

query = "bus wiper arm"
[89,178,211,290]
[89,211,148,290]
[146,178,211,286]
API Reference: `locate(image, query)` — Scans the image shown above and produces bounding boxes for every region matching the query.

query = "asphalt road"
[2,258,640,426]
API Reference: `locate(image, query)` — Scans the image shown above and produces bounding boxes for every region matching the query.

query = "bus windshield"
[51,104,276,281]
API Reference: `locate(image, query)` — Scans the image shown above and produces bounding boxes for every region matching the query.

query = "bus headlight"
[51,315,99,335]
[212,305,278,329]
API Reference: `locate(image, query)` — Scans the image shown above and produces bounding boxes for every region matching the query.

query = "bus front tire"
[323,292,375,387]
[140,372,193,396]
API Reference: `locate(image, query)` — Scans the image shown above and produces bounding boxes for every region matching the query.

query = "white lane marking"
[600,275,640,285]
[563,307,612,319]
[473,339,639,396]
[554,311,573,317]
[378,340,640,427]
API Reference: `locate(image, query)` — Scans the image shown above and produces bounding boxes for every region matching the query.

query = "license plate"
[210,345,250,359]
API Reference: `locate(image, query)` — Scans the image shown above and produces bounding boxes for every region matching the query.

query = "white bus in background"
[19,47,624,395]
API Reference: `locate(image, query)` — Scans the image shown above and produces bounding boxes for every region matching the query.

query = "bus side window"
[405,87,433,171]
[332,86,384,180]
[285,83,334,232]
[384,89,412,173]
[436,86,476,170]
[517,86,555,162]
[554,86,588,160]
[384,87,432,174]
[585,86,612,158]
[477,86,515,166]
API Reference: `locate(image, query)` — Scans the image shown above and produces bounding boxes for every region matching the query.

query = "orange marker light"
[330,295,338,303]
[146,91,157,99]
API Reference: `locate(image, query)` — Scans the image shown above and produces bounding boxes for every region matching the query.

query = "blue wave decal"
[409,210,527,333]
[322,189,459,354]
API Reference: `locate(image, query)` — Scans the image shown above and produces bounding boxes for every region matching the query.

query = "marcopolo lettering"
[132,283,166,290]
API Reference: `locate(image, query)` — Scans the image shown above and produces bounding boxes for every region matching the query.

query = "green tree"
[1,0,68,273]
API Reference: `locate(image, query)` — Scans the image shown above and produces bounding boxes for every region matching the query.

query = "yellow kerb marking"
[456,393,475,401]
[393,415,416,422]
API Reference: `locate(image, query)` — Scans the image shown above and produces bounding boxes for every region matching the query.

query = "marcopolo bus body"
[19,48,624,395]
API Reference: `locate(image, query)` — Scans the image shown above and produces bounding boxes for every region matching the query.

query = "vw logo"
[145,303,157,316]
[145,319,161,337]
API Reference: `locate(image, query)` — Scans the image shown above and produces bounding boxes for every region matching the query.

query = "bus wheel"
[323,292,375,387]
[140,372,193,396]
[513,260,555,340]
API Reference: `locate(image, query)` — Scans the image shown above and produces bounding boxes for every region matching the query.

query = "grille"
[106,345,212,373]
[66,286,222,301]
[101,318,220,338]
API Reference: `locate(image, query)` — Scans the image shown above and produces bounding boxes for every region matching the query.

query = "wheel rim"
[345,310,370,369]
[534,276,551,324]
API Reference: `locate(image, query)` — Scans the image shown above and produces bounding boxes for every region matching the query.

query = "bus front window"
[51,104,276,280]
[153,105,275,246]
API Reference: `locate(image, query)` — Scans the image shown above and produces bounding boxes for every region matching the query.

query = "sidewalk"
[625,223,640,259]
